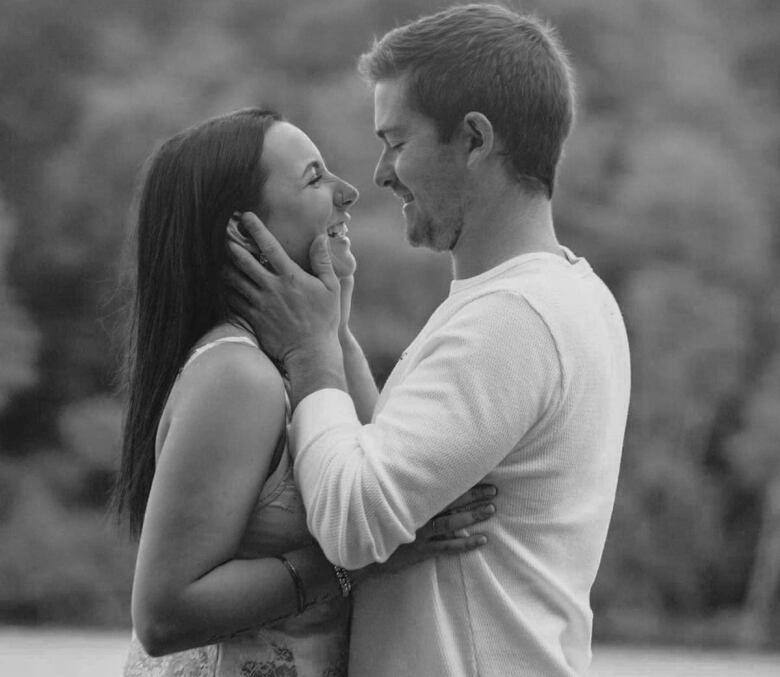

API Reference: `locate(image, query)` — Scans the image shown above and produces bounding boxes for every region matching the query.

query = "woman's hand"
[357,484,497,580]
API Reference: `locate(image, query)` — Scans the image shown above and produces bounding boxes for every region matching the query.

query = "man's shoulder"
[450,259,590,315]
[446,259,623,344]
[489,256,616,315]
[438,286,553,351]
[422,255,619,354]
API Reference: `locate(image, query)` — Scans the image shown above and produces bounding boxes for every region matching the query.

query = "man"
[229,4,630,675]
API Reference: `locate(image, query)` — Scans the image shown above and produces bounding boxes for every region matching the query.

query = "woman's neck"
[225,314,256,338]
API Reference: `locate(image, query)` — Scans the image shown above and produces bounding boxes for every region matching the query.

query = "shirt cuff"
[289,388,360,461]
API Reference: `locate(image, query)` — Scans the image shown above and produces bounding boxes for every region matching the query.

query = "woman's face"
[259,122,359,273]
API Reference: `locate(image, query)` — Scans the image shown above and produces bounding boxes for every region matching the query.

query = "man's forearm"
[285,341,348,411]
[337,276,378,423]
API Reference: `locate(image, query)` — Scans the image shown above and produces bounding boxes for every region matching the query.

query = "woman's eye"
[308,174,323,186]
[391,142,405,152]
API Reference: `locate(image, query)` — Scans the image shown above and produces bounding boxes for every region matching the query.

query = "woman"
[116,108,494,676]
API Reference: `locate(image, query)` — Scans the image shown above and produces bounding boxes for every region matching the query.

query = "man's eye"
[308,174,323,186]
[391,142,405,152]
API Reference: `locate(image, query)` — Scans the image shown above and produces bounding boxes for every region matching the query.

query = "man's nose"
[373,152,395,189]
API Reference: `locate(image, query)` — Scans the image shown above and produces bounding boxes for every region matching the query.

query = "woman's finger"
[437,484,497,515]
[421,533,488,553]
[419,502,495,540]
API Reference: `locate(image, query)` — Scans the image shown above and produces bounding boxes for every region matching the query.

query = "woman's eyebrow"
[301,160,323,178]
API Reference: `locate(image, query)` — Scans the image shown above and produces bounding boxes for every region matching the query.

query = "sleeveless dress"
[123,336,350,677]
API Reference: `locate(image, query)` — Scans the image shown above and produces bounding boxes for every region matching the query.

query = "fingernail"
[477,536,488,545]
[483,504,496,515]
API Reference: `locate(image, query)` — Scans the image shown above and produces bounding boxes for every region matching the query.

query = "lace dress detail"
[124,640,217,677]
[122,335,349,677]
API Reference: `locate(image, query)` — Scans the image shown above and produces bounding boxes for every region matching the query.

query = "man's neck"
[450,190,562,280]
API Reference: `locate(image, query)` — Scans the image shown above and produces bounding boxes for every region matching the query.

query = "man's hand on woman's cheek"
[224,212,343,366]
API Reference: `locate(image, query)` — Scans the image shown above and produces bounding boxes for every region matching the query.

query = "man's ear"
[462,112,494,168]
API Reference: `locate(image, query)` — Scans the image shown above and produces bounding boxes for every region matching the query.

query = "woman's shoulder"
[190,323,280,376]
[168,323,285,416]
[155,323,286,466]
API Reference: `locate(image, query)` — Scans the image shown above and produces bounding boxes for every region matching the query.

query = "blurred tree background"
[0,0,778,648]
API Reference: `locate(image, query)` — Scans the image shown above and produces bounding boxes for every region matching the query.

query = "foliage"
[0,0,778,643]
[0,197,39,415]
[0,456,135,625]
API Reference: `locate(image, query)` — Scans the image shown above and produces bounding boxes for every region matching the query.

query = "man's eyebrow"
[375,126,404,140]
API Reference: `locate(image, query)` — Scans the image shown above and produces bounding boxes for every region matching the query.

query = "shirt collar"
[450,247,582,295]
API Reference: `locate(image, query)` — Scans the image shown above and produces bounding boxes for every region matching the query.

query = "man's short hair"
[358,3,575,198]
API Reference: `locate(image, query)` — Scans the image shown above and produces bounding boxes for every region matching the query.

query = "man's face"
[373,78,466,251]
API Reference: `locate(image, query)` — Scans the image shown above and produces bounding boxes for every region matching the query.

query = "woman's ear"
[463,112,494,168]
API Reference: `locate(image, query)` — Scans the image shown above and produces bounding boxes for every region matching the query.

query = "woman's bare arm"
[132,341,494,657]
[131,345,341,656]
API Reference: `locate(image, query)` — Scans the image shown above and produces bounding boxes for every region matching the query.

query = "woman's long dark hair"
[113,108,283,538]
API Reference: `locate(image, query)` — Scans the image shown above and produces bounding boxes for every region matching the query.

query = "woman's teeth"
[327,222,349,238]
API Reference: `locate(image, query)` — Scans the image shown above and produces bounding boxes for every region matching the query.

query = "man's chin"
[407,221,458,252]
[405,219,427,249]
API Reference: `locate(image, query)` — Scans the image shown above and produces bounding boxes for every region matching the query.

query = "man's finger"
[223,263,263,301]
[238,212,295,276]
[228,242,274,286]
[309,234,340,292]
[227,292,255,322]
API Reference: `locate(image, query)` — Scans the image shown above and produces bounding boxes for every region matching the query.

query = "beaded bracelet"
[333,566,352,598]
[275,555,306,614]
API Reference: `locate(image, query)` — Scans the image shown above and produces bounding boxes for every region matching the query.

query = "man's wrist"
[338,276,355,338]
[338,325,357,346]
[285,340,347,410]
[338,275,355,292]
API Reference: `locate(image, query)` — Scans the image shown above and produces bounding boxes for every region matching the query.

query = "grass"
[1,628,779,676]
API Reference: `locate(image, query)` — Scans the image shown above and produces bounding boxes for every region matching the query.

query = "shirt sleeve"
[289,290,563,569]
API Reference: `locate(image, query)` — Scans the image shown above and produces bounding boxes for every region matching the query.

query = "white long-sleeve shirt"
[290,250,631,676]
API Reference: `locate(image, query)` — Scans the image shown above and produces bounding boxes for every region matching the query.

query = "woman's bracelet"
[333,566,352,598]
[275,555,307,614]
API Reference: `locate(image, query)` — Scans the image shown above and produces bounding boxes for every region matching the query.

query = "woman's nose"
[335,179,359,209]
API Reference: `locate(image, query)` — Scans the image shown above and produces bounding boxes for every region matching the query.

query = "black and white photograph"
[0,1,778,675]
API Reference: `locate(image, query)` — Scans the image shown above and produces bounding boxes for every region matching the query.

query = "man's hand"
[328,229,356,281]
[225,212,347,406]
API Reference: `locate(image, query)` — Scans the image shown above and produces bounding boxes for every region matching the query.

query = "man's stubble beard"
[406,202,465,252]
